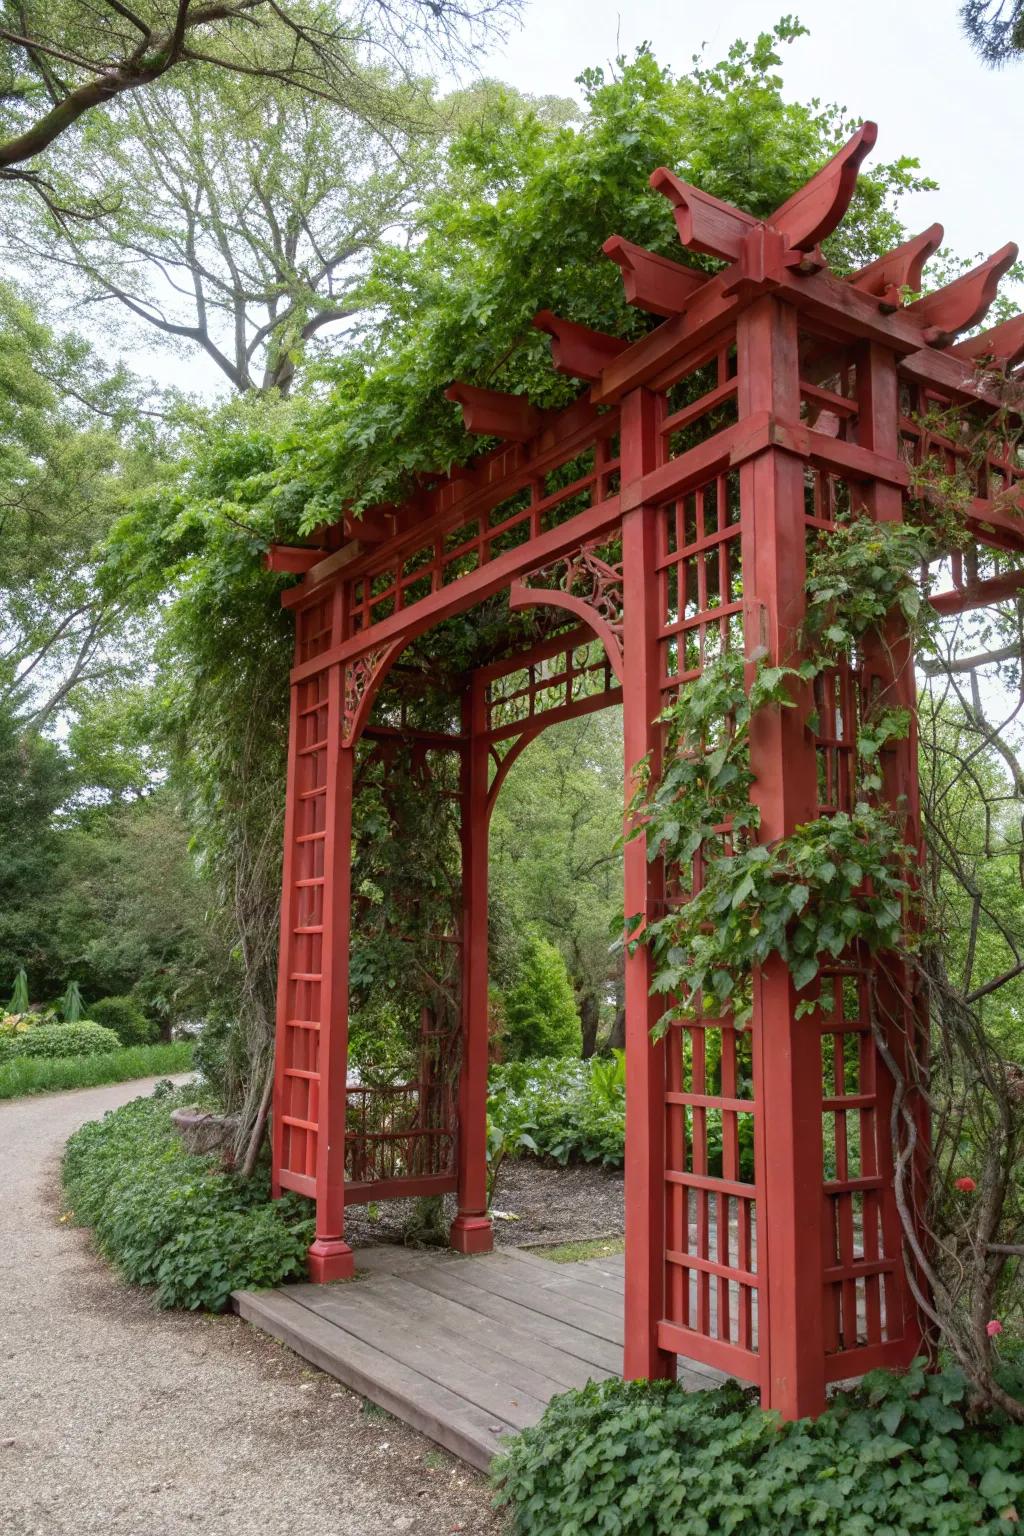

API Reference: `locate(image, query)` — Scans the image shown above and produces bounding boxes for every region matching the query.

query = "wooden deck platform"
[234,1245,724,1470]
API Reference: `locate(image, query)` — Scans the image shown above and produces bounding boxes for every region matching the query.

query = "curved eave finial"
[949,310,1024,371]
[847,222,944,308]
[907,242,1020,343]
[769,121,878,251]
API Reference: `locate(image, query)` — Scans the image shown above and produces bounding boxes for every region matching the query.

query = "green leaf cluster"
[488,1053,625,1168]
[645,803,918,1031]
[63,1088,314,1310]
[494,1363,1024,1536]
[802,513,949,667]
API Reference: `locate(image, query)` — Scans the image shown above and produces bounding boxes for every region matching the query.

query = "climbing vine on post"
[630,507,940,1033]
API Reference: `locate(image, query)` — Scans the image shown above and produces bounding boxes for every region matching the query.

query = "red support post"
[738,296,827,1417]
[621,387,675,1383]
[308,660,356,1282]
[450,678,494,1254]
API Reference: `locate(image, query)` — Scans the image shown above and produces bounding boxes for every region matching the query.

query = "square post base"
[307,1238,355,1283]
[449,1215,493,1254]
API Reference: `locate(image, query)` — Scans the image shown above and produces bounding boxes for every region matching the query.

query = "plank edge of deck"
[232,1286,513,1473]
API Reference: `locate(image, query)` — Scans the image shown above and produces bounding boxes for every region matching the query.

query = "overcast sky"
[500,1,1020,250]
[137,0,1023,397]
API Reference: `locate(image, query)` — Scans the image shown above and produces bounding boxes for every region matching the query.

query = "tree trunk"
[579,991,600,1059]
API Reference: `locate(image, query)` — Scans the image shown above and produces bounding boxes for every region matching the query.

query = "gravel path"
[0,1077,504,1536]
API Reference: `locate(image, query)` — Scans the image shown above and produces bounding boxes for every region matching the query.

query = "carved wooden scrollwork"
[509,538,625,681]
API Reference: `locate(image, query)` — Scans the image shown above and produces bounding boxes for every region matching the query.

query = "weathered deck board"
[234,1287,513,1471]
[234,1245,725,1472]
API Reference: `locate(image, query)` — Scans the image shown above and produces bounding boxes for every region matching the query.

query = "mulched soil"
[343,1157,625,1251]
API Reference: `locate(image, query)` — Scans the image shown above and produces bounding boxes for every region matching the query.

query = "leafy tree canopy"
[0,0,523,194]
[961,0,1024,62]
[260,22,935,527]
[0,281,164,731]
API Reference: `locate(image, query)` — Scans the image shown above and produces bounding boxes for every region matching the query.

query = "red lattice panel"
[661,1016,759,1376]
[817,967,908,1376]
[344,423,621,637]
[656,469,743,692]
[276,596,335,1193]
[484,633,619,742]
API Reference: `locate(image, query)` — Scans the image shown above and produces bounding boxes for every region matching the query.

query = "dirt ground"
[344,1156,626,1251]
[0,1077,507,1536]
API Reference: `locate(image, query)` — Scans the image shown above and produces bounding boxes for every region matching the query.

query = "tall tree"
[9,67,442,393]
[0,0,522,195]
[0,693,70,987]
[490,709,623,1056]
[6,66,558,393]
[961,0,1024,62]
[0,281,158,730]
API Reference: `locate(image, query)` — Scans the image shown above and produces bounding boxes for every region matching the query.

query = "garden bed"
[343,1157,625,1251]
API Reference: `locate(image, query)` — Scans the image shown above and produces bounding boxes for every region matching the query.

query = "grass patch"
[531,1236,624,1264]
[0,1041,194,1100]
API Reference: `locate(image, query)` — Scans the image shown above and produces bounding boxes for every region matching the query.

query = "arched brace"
[484,725,546,822]
[341,636,410,747]
[507,544,625,685]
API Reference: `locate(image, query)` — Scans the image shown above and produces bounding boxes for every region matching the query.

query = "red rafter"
[949,311,1024,370]
[266,545,326,574]
[601,234,708,316]
[533,309,629,381]
[444,383,541,442]
[650,168,758,261]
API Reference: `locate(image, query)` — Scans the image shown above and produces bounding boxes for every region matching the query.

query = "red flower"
[954,1176,977,1192]
[986,1319,1004,1338]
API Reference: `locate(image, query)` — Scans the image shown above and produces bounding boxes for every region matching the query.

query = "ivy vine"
[630,509,940,1034]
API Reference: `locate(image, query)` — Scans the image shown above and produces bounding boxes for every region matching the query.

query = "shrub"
[0,1011,32,1041]
[494,1366,1024,1536]
[58,980,84,1022]
[63,1088,314,1310]
[488,1054,625,1166]
[3,1021,121,1060]
[90,995,157,1046]
[502,935,582,1061]
[191,1010,243,1101]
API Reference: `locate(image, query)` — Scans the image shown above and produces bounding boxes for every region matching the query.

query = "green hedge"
[0,1041,194,1100]
[1,1021,121,1060]
[494,1369,1024,1536]
[89,996,157,1046]
[63,1086,314,1310]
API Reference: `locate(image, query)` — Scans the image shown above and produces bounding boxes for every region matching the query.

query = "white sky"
[134,0,1024,397]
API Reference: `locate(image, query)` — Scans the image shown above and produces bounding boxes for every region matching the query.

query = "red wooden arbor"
[269,121,1024,1417]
